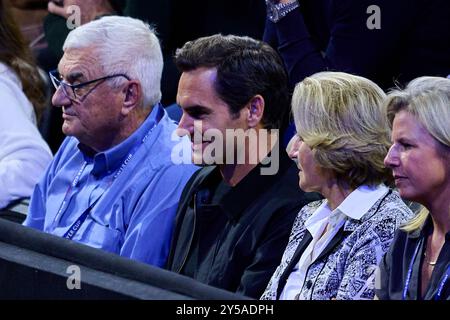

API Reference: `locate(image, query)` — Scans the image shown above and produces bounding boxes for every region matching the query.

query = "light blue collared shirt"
[24,104,198,267]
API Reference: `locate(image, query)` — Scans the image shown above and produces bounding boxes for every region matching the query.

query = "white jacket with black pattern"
[261,187,415,300]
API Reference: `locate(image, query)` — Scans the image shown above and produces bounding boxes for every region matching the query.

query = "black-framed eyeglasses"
[49,70,130,103]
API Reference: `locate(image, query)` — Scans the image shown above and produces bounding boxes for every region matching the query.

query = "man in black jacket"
[166,34,319,298]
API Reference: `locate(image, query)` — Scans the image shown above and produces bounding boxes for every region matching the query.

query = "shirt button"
[306,280,313,289]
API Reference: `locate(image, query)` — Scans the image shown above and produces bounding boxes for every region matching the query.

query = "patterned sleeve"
[335,214,402,300]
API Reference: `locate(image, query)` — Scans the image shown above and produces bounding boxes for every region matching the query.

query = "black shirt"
[376,217,450,300]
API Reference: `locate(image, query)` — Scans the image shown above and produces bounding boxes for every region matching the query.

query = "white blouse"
[0,62,52,209]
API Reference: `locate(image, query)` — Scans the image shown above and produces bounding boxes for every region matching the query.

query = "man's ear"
[122,81,141,115]
[246,95,265,128]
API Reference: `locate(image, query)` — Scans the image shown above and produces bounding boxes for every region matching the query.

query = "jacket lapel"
[313,190,392,263]
[166,166,216,270]
[276,226,350,299]
[276,231,313,299]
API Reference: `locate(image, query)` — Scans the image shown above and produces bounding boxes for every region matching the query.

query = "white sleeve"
[0,73,53,209]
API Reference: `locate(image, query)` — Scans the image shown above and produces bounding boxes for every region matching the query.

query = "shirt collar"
[304,201,333,235]
[197,150,294,222]
[305,184,390,235]
[337,184,390,221]
[305,201,332,226]
[77,103,163,177]
[221,150,293,221]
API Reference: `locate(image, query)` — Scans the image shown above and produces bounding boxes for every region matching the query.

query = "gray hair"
[386,76,450,148]
[63,16,163,108]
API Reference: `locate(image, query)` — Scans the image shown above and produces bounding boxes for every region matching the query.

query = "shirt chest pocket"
[81,218,123,254]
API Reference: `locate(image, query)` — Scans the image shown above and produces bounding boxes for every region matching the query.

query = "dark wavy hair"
[0,0,46,120]
[175,34,290,132]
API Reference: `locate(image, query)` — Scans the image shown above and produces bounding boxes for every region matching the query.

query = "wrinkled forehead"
[58,47,103,80]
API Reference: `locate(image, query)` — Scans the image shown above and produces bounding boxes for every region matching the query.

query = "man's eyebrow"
[184,105,212,114]
[63,71,84,83]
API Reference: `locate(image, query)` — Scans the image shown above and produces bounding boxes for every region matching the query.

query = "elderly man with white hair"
[23,16,198,267]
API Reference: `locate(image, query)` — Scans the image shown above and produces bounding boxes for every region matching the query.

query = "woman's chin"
[397,188,418,204]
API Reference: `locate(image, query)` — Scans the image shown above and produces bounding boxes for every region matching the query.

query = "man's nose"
[51,86,72,108]
[176,113,193,137]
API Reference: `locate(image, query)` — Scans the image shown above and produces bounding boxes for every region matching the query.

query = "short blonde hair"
[385,76,450,231]
[292,72,391,189]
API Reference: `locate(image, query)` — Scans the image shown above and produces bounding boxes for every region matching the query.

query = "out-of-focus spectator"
[0,0,52,210]
[264,0,450,90]
[47,0,121,25]
[43,0,124,71]
[9,0,47,48]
